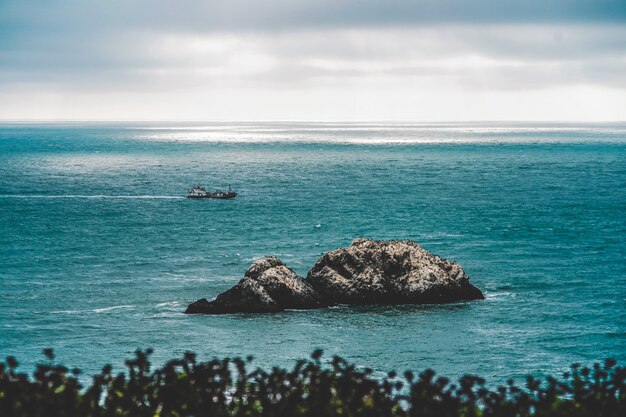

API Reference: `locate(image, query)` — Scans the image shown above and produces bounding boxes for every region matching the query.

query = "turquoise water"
[1,122,625,383]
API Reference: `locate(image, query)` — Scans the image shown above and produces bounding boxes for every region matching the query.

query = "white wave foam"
[148,312,182,318]
[484,292,515,301]
[155,301,182,308]
[51,305,137,314]
[92,305,135,313]
[50,309,82,315]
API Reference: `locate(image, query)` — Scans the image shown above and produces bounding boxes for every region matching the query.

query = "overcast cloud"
[1,0,625,120]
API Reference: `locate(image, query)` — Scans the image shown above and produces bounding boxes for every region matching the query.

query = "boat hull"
[211,192,237,199]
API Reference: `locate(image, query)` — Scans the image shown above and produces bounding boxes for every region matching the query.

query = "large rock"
[185,239,484,314]
[185,256,323,314]
[306,238,484,305]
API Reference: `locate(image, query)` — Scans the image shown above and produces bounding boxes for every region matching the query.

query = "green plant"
[0,349,623,417]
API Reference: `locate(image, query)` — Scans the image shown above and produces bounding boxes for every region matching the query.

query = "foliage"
[0,349,624,417]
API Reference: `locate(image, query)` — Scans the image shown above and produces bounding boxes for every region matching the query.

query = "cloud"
[0,1,625,120]
[2,25,625,91]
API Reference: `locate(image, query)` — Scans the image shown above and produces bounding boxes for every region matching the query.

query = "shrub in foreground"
[0,349,624,417]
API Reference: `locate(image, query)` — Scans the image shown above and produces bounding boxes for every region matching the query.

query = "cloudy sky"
[1,0,625,121]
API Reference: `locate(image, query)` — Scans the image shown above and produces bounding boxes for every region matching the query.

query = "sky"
[1,0,625,121]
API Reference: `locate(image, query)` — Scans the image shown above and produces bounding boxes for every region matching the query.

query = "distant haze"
[1,0,625,121]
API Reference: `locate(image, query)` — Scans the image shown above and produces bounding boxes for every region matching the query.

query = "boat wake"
[0,195,185,199]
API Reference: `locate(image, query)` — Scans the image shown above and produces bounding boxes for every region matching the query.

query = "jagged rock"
[185,256,323,314]
[185,239,484,314]
[306,238,484,305]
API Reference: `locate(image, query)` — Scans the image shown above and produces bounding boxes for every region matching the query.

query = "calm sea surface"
[0,122,625,383]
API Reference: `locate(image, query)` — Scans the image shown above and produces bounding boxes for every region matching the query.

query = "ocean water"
[0,122,625,383]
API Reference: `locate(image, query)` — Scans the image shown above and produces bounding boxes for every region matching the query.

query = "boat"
[187,185,237,199]
[209,187,238,199]
[187,184,208,198]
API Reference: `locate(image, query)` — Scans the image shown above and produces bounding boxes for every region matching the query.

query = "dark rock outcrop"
[185,239,483,314]
[307,238,484,305]
[185,256,323,314]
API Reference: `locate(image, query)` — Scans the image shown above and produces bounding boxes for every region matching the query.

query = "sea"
[0,122,624,384]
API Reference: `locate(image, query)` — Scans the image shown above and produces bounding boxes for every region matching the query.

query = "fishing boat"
[187,185,237,199]
[187,184,209,198]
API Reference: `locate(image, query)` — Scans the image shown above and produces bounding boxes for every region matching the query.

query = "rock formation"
[307,238,484,305]
[185,256,323,314]
[185,239,483,314]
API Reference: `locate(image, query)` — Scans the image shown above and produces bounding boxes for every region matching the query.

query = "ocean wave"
[50,309,83,315]
[92,305,135,313]
[484,292,515,301]
[147,312,184,319]
[155,301,183,308]
[50,305,136,314]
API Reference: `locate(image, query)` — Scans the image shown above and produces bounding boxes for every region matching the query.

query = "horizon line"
[1,119,625,124]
